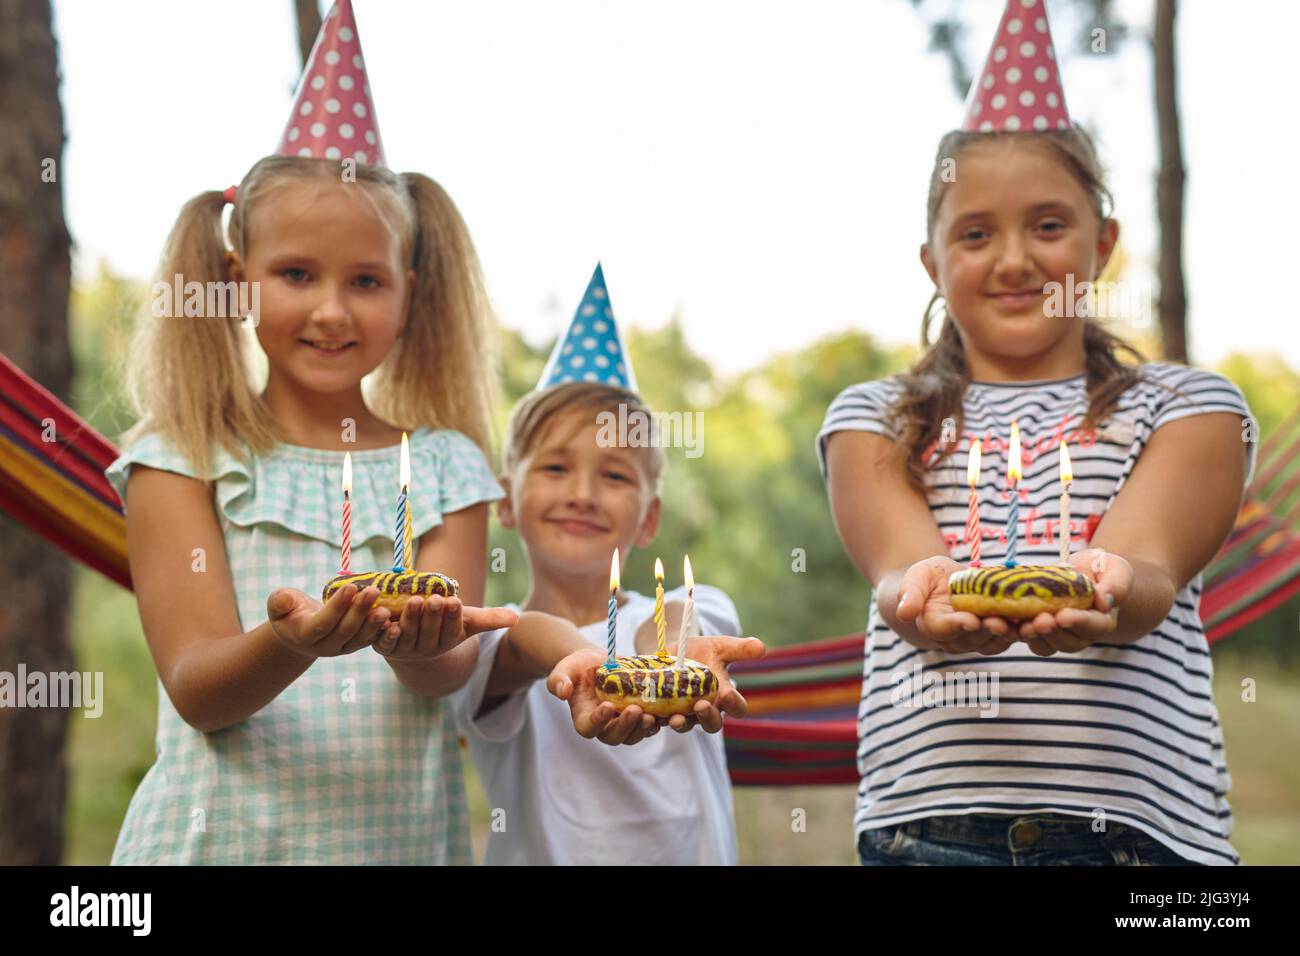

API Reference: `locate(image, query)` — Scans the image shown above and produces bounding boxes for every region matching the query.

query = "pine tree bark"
[295,0,323,68]
[1154,0,1188,362]
[0,0,75,864]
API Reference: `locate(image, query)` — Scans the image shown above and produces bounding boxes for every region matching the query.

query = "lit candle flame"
[654,557,664,583]
[609,548,620,592]
[342,452,352,495]
[1059,439,1072,486]
[399,431,410,489]
[966,439,982,488]
[683,555,694,594]
[1008,420,1022,484]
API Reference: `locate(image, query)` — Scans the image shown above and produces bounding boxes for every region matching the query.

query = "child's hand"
[655,635,766,733]
[371,593,519,663]
[896,556,1017,655]
[546,648,660,746]
[547,637,766,743]
[267,584,392,659]
[1015,548,1135,655]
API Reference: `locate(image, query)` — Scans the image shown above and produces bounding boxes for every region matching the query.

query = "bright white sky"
[52,0,1298,374]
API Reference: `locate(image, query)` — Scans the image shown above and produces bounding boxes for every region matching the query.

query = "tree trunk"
[1154,0,1188,362]
[0,0,75,864]
[295,0,323,69]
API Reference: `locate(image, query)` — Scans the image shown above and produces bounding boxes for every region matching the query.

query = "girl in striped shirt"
[818,124,1253,866]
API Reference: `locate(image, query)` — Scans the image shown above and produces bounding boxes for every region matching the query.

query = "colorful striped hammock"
[0,353,130,590]
[4,351,1299,786]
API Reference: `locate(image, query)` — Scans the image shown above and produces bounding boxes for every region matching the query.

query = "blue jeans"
[857,813,1199,866]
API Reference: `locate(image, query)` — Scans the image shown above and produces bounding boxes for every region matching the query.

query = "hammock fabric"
[3,351,1299,786]
[0,352,130,589]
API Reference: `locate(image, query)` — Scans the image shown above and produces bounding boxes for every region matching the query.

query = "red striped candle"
[341,453,352,573]
[965,439,982,567]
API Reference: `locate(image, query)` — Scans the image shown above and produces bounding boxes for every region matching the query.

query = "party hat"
[537,263,638,392]
[961,0,1070,133]
[275,0,386,166]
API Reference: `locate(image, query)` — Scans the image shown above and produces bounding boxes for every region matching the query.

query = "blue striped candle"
[606,549,619,667]
[393,487,407,572]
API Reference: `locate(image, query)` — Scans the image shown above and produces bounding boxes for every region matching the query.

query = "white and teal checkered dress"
[104,427,504,864]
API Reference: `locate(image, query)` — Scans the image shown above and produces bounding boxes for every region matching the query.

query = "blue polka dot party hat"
[537,263,638,392]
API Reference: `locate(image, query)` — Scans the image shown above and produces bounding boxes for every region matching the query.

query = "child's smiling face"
[500,408,660,580]
[230,179,414,395]
[921,138,1118,374]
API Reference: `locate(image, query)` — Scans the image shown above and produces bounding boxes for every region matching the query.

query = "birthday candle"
[394,492,406,572]
[1005,421,1022,566]
[606,549,620,667]
[393,434,410,572]
[1059,440,1073,564]
[401,432,414,570]
[965,439,982,567]
[654,557,666,656]
[675,556,695,671]
[341,453,352,573]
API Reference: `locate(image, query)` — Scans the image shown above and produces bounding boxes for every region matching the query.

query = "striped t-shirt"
[816,362,1255,866]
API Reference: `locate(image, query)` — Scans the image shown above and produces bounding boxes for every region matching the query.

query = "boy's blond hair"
[502,382,665,495]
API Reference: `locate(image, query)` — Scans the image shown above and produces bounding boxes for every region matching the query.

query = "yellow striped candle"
[654,557,666,655]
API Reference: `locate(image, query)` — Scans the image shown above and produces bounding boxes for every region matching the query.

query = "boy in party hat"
[451,263,764,865]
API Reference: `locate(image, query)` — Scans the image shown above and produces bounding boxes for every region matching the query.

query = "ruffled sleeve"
[106,427,505,549]
[223,427,503,547]
[105,430,233,508]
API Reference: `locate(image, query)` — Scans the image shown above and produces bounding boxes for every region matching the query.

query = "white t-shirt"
[452,585,741,865]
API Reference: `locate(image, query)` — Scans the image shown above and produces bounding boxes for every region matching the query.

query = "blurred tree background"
[62,261,1300,863]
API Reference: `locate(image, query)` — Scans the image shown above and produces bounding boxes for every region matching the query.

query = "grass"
[64,565,1300,865]
[1208,649,1300,865]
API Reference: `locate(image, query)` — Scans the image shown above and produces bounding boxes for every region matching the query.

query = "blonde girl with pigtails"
[107,2,516,864]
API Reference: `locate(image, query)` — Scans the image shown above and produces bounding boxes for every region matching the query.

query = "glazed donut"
[594,654,719,718]
[948,564,1095,620]
[322,570,459,613]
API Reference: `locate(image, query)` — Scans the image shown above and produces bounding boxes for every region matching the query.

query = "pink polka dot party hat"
[275,0,386,166]
[961,0,1071,133]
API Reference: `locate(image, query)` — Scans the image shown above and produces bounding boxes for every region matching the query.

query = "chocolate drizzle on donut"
[597,654,718,702]
[949,565,1093,601]
[322,570,459,603]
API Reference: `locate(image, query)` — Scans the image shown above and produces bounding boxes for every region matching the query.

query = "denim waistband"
[893,812,1145,851]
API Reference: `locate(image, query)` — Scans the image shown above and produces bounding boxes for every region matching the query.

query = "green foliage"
[1218,353,1300,441]
[69,260,145,442]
